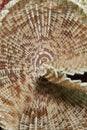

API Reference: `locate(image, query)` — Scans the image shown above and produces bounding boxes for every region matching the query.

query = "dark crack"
[67,72,87,82]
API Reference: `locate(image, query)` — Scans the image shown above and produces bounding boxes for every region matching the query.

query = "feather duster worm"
[0,0,87,129]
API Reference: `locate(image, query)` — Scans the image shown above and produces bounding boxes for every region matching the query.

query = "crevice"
[67,72,87,82]
[0,127,2,130]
